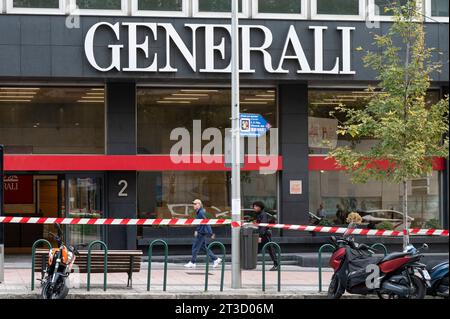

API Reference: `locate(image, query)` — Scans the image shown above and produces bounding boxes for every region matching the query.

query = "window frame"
[68,0,128,16]
[6,0,65,15]
[192,0,250,18]
[252,0,307,20]
[311,0,366,21]
[131,0,188,17]
[368,0,422,22]
[425,0,449,22]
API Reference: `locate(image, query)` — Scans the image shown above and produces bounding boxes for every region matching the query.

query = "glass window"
[76,0,122,10]
[13,0,59,8]
[431,0,449,17]
[374,0,410,16]
[138,171,277,219]
[0,87,105,154]
[316,0,359,15]
[66,176,103,245]
[308,90,441,155]
[137,88,277,155]
[138,0,183,11]
[198,0,243,12]
[309,170,441,228]
[258,0,301,14]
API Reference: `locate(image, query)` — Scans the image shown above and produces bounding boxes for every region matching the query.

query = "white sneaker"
[213,258,222,268]
[184,262,196,268]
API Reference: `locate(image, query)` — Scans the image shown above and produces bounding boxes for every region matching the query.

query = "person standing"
[184,199,222,269]
[253,201,279,271]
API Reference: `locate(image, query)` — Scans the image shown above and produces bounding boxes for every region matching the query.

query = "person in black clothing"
[253,201,279,271]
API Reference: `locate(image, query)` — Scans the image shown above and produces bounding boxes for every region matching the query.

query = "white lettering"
[276,25,311,74]
[122,23,158,72]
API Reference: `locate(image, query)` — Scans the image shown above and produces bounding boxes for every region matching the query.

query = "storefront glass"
[308,89,441,155]
[0,87,105,154]
[138,171,277,219]
[65,176,103,246]
[137,88,277,155]
[309,170,441,228]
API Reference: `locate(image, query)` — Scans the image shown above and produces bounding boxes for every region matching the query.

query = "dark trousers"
[259,234,278,267]
[190,233,217,264]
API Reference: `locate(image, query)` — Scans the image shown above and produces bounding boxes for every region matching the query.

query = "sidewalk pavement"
[0,261,346,299]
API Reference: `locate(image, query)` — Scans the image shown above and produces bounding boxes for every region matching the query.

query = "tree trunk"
[403,180,410,250]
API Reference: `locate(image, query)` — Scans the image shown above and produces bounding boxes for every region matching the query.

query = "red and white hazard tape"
[231,221,449,237]
[0,216,448,237]
[0,216,230,226]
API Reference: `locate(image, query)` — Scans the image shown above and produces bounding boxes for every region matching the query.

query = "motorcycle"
[327,225,430,299]
[41,223,79,299]
[426,260,449,298]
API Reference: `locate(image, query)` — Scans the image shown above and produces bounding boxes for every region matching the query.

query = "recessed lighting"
[91,88,105,91]
[86,92,104,96]
[240,101,268,105]
[77,100,104,103]
[180,89,219,93]
[172,93,209,97]
[244,98,274,101]
[255,95,275,98]
[0,87,40,90]
[164,97,199,101]
[0,92,37,95]
[157,101,191,104]
[81,96,104,99]
[0,96,35,99]
[0,99,32,102]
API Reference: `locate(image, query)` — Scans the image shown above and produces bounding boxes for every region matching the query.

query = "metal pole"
[0,145,4,283]
[231,0,242,289]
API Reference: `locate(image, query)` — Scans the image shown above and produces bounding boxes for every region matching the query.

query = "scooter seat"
[380,252,411,263]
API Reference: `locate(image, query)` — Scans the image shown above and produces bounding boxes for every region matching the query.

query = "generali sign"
[85,22,355,75]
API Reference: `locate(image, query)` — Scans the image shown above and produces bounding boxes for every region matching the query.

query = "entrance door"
[64,174,104,246]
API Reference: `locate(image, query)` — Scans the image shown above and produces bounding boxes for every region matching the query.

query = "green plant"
[329,1,449,248]
[375,221,395,231]
[424,219,441,229]
[411,218,425,229]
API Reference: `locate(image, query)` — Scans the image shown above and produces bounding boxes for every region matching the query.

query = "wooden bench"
[34,249,143,288]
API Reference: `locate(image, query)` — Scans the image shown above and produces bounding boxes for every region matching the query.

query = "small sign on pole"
[290,180,303,195]
[239,113,271,138]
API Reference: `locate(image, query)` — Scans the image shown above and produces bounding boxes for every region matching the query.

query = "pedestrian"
[316,203,326,219]
[253,201,279,271]
[335,204,347,225]
[184,199,222,269]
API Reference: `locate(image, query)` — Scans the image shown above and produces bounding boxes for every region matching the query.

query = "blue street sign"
[239,113,271,137]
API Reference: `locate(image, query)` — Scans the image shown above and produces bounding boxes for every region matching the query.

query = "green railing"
[318,243,335,293]
[147,239,169,291]
[87,240,108,291]
[204,241,226,292]
[262,242,281,292]
[31,239,52,291]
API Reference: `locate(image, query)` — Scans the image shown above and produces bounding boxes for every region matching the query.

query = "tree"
[329,1,449,249]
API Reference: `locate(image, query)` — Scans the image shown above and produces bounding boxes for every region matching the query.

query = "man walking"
[253,201,279,271]
[184,199,222,269]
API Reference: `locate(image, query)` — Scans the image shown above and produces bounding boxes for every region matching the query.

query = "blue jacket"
[196,208,213,235]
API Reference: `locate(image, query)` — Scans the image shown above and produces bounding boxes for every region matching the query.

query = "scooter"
[426,260,449,298]
[327,229,430,299]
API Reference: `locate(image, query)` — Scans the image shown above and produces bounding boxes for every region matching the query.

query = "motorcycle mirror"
[422,243,429,250]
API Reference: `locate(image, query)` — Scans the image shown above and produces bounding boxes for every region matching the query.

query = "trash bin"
[240,224,259,270]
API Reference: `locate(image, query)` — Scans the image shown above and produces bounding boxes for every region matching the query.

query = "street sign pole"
[231,0,242,289]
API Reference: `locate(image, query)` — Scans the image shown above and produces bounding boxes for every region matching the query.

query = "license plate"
[422,270,431,281]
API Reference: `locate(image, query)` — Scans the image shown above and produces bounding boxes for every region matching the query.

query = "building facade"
[0,0,448,252]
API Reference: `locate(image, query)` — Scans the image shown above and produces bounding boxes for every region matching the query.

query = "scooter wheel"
[327,274,343,299]
[408,275,426,299]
